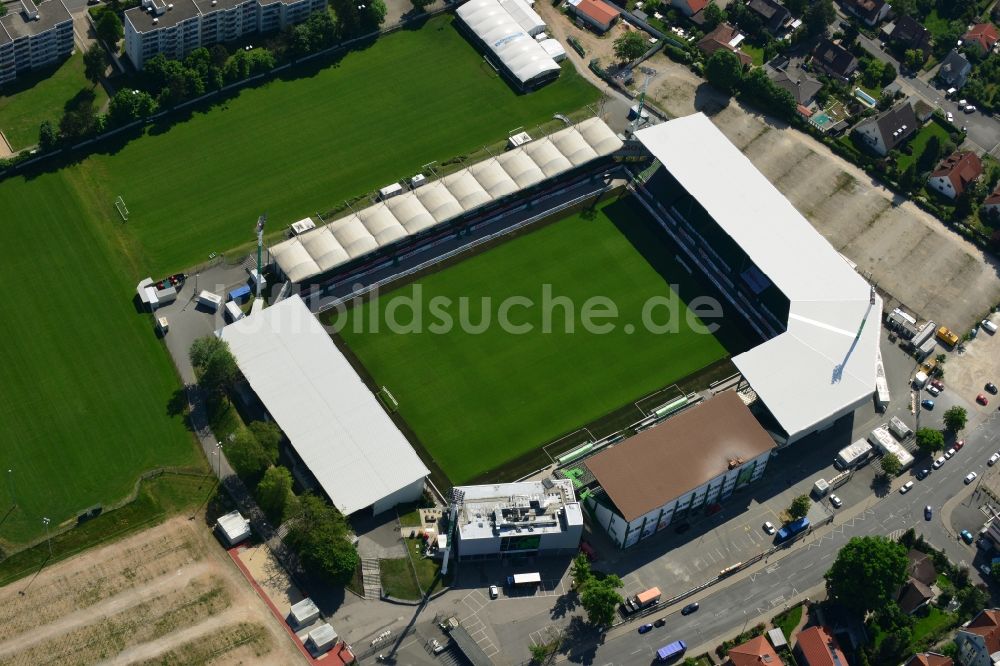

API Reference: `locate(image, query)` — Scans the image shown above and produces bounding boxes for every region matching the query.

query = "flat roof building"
[585,392,775,549]
[215,510,251,546]
[633,114,882,445]
[220,295,429,516]
[0,0,74,85]
[453,478,583,560]
[289,597,320,627]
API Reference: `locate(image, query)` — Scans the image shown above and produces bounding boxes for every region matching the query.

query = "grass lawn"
[65,15,598,276]
[0,53,108,152]
[773,604,803,640]
[0,170,204,546]
[338,197,731,483]
[895,120,952,173]
[920,9,954,43]
[379,538,447,599]
[742,44,765,67]
[912,606,957,645]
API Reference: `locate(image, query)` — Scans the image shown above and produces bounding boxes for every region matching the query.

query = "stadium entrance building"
[630,114,882,445]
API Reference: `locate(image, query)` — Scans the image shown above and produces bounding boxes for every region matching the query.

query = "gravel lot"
[640,56,1000,330]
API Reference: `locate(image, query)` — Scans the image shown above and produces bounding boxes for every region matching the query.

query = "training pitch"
[338,197,734,484]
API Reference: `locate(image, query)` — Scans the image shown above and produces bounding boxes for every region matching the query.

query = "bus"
[656,640,687,662]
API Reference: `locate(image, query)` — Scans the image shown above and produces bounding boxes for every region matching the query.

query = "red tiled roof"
[728,635,783,666]
[684,0,709,12]
[574,0,620,25]
[985,182,1000,207]
[796,627,847,666]
[931,151,983,197]
[964,609,1000,655]
[905,654,953,666]
[797,104,813,117]
[697,23,752,67]
[964,23,999,52]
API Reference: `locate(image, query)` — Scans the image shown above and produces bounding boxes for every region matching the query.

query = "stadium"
[243,112,880,511]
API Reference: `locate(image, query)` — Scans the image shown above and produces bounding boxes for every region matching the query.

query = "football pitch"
[338,197,734,484]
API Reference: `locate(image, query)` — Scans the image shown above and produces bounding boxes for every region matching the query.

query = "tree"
[38,120,58,151]
[579,575,624,627]
[83,43,108,85]
[788,495,811,520]
[784,0,806,14]
[862,59,885,88]
[96,10,123,48]
[915,428,945,454]
[226,429,274,479]
[613,31,647,63]
[903,49,925,71]
[956,585,988,620]
[825,536,908,615]
[881,452,902,477]
[256,465,295,523]
[286,493,359,585]
[917,134,942,172]
[992,562,1000,581]
[58,94,98,142]
[107,88,158,126]
[702,2,724,30]
[899,163,919,192]
[881,62,898,86]
[249,421,282,462]
[803,0,835,36]
[705,49,744,94]
[188,336,238,397]
[943,406,968,432]
[570,553,593,589]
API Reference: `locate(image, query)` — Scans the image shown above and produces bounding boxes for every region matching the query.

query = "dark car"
[681,602,700,615]
[638,624,654,634]
[654,618,666,628]
[924,506,932,520]
[987,382,998,395]
[916,468,930,480]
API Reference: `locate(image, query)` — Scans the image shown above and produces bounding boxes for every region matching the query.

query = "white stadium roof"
[636,114,881,442]
[272,117,622,283]
[457,0,560,86]
[220,296,429,516]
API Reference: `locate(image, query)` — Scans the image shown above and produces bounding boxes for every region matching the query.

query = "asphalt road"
[584,407,1000,666]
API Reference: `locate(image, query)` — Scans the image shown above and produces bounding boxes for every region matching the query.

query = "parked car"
[986,382,998,394]
[933,456,946,469]
[489,585,498,599]
[966,472,979,484]
[830,495,842,508]
[981,564,992,576]
[922,399,935,410]
[930,379,945,391]
[958,98,968,106]
[990,452,1000,466]
[945,448,955,459]
[638,624,654,634]
[927,385,941,397]
[983,320,998,334]
[955,440,965,450]
[925,505,933,520]
[654,618,666,628]
[916,468,930,480]
[900,481,915,494]
[962,530,975,544]
[681,603,700,615]
[429,639,445,654]
[979,394,991,406]
[965,105,976,113]
[947,111,954,122]
[763,521,776,535]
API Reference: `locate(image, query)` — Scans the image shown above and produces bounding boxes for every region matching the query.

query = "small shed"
[307,623,338,654]
[215,510,251,547]
[767,627,787,649]
[289,597,321,627]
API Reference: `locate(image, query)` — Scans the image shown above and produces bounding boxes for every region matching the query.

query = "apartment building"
[0,0,74,85]
[124,0,326,68]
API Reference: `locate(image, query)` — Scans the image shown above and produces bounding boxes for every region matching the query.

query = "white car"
[489,585,499,599]
[989,453,1000,466]
[830,495,843,508]
[763,521,776,535]
[933,456,946,469]
[946,112,954,122]
[900,481,915,494]
[965,105,976,113]
[945,448,956,459]
[983,319,998,334]
[965,472,978,484]
[927,385,941,396]
[959,99,968,106]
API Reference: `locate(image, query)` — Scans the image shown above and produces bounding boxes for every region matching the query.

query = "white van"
[982,319,998,334]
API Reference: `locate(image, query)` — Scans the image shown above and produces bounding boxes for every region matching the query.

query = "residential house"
[904,654,953,666]
[854,101,918,156]
[985,183,1000,217]
[124,0,326,69]
[747,0,790,35]
[928,151,983,200]
[841,0,889,27]
[795,626,848,666]
[956,609,1000,666]
[963,23,999,55]
[568,0,620,33]
[890,15,932,57]
[898,579,934,614]
[0,0,74,86]
[697,23,752,67]
[727,635,784,666]
[937,49,972,89]
[670,0,707,18]
[811,39,859,83]
[768,66,822,106]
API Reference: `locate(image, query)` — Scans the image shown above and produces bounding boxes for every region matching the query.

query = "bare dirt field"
[638,56,1000,330]
[0,516,306,666]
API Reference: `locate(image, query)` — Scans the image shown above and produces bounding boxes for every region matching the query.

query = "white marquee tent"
[457,0,559,87]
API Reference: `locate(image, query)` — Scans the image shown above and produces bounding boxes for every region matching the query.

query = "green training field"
[338,197,732,484]
[69,15,598,275]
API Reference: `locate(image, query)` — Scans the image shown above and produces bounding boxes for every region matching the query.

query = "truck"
[889,416,912,440]
[623,586,661,614]
[911,320,937,349]
[656,640,687,662]
[936,326,959,347]
[776,518,810,543]
[506,572,541,588]
[835,439,873,470]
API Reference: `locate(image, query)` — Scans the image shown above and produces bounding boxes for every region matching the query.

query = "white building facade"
[0,0,74,86]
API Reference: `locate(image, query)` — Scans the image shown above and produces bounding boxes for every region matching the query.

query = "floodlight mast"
[255,214,266,298]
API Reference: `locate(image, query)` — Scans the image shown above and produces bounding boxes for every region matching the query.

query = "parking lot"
[640,57,1000,330]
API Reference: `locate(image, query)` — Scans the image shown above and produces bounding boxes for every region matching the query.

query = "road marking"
[770,595,785,607]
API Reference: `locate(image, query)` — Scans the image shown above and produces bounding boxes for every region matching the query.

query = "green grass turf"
[78,15,599,275]
[0,170,203,545]
[0,53,109,152]
[338,197,730,484]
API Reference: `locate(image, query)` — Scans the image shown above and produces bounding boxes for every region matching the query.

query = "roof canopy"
[457,0,560,85]
[272,117,622,283]
[220,296,429,516]
[635,114,881,442]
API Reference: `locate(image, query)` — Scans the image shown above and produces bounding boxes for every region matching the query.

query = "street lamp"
[7,468,14,507]
[214,442,223,478]
[42,517,52,558]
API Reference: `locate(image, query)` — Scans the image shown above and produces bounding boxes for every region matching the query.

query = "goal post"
[114,196,129,222]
